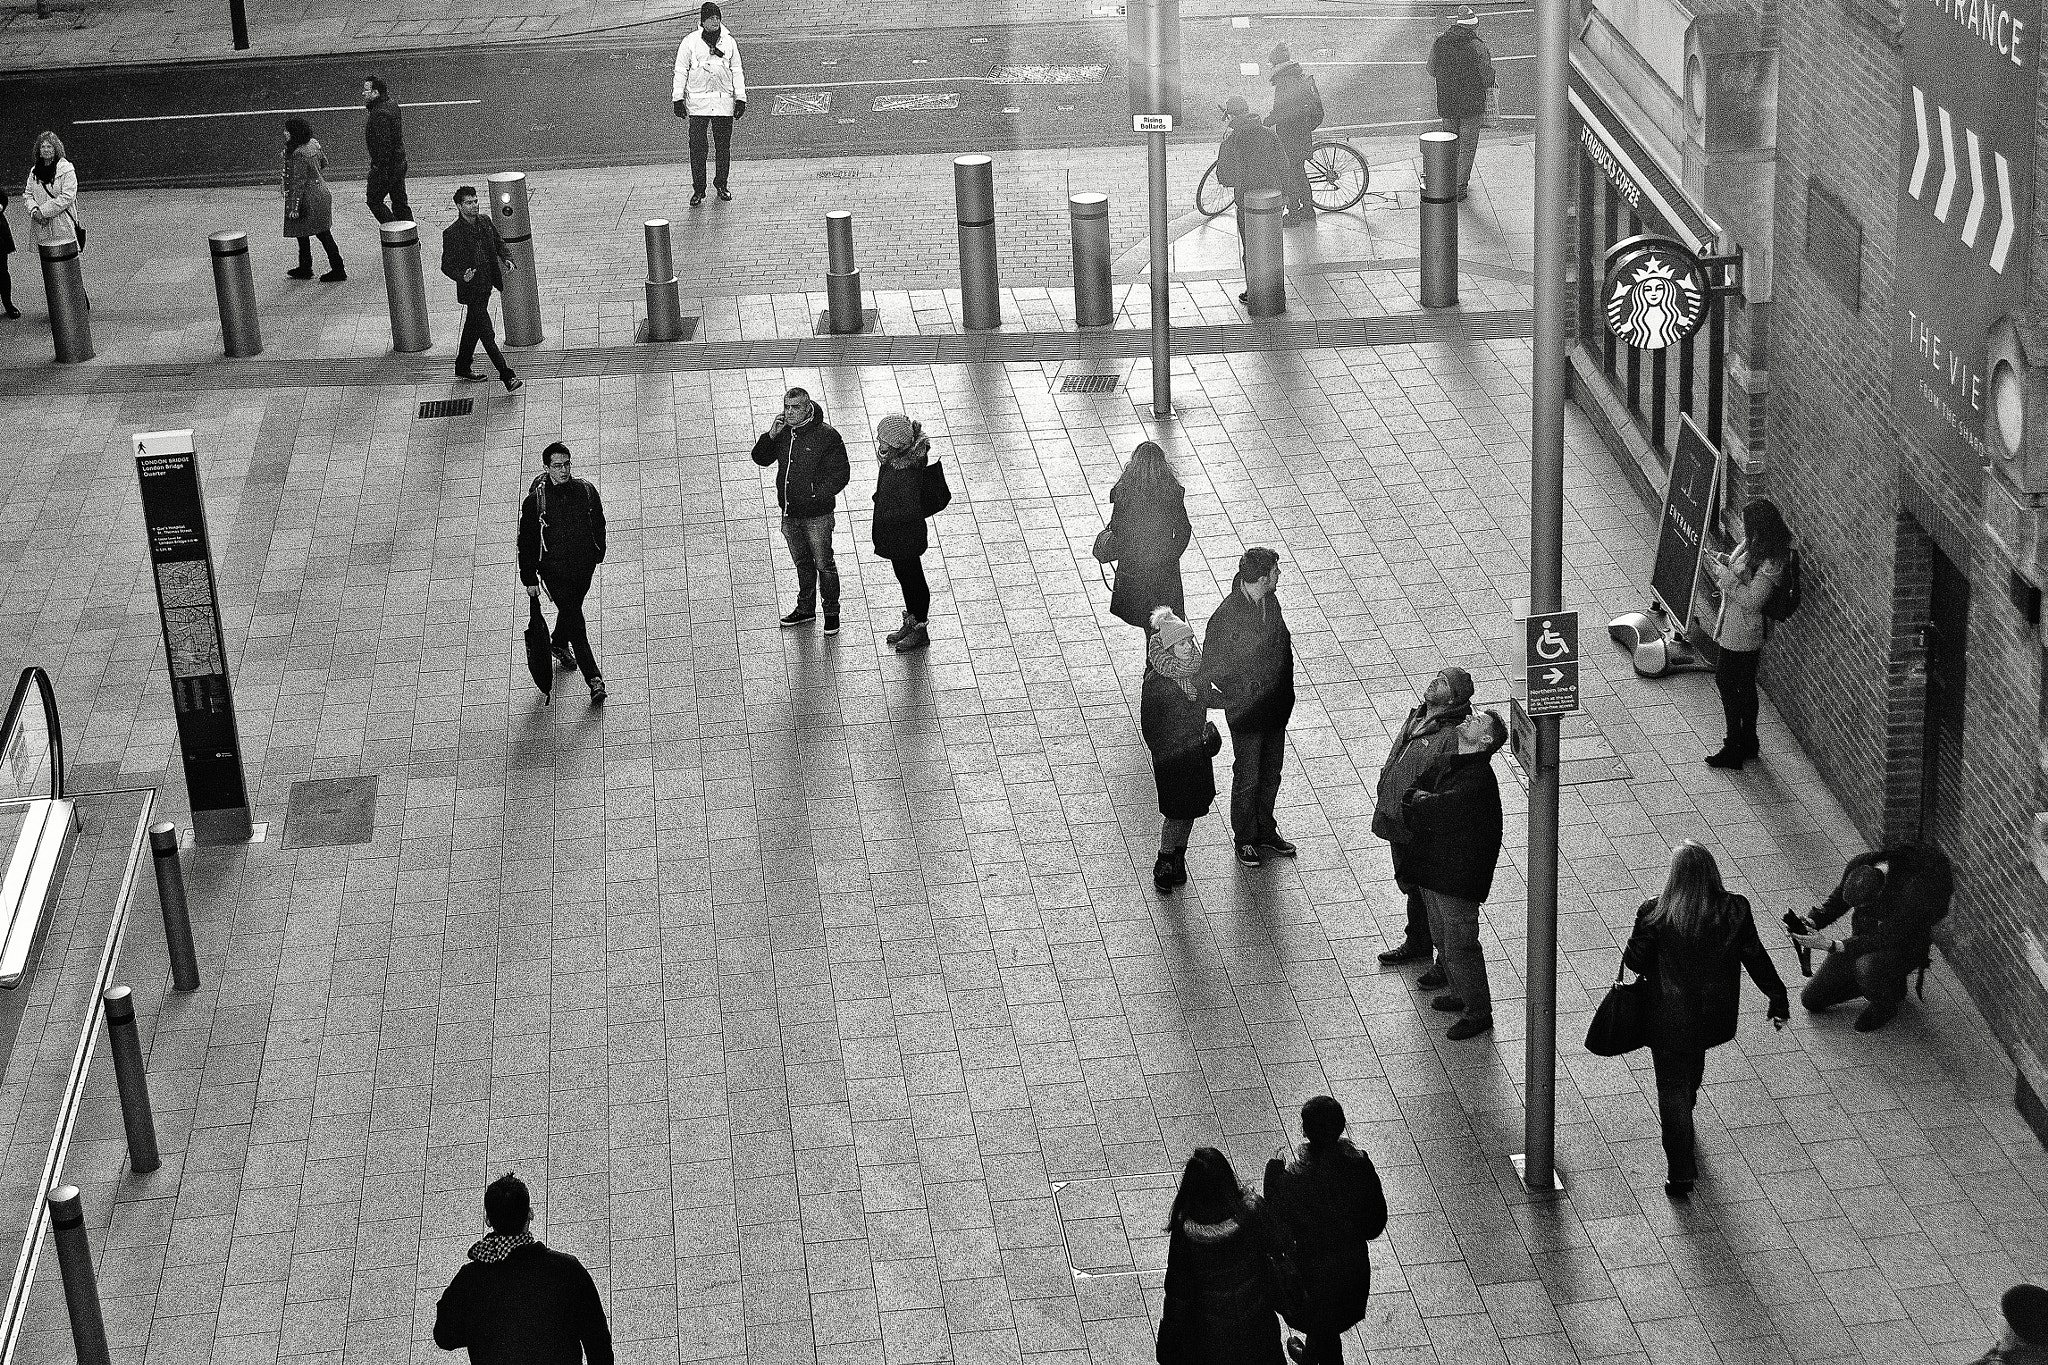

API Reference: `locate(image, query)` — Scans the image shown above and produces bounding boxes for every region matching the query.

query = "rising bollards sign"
[1896,0,2038,479]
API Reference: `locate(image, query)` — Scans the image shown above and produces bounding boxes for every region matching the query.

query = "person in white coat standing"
[672,1,747,207]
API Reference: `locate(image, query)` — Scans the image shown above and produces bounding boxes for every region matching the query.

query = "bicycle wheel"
[1306,141,1370,211]
[1195,162,1233,218]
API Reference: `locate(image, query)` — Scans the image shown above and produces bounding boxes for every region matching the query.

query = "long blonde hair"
[1651,840,1726,937]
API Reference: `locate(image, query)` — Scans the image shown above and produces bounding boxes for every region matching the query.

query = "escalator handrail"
[0,671,61,802]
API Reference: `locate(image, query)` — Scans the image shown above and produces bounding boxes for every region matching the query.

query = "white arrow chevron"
[1993,152,2016,273]
[1909,87,1931,199]
[1935,106,1959,221]
[1962,129,1986,245]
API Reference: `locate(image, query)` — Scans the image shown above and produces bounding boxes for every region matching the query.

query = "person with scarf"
[433,1172,613,1363]
[517,441,608,703]
[280,117,345,282]
[23,131,84,311]
[871,413,938,654]
[1142,607,1221,893]
[671,1,747,207]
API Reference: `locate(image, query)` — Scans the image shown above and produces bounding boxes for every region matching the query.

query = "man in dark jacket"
[1216,96,1289,304]
[1427,5,1495,198]
[1791,843,1954,1032]
[1199,546,1296,867]
[751,387,851,633]
[361,76,410,224]
[1264,44,1322,223]
[1373,666,1475,971]
[518,441,607,702]
[1401,709,1506,1039]
[435,1172,613,1364]
[439,186,523,391]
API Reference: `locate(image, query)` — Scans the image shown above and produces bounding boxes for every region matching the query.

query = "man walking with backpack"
[1428,5,1495,200]
[1265,44,1323,224]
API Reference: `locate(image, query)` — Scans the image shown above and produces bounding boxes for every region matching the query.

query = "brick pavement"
[0,136,2041,1365]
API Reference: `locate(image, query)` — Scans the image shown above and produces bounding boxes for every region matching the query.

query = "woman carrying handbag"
[1101,440,1192,629]
[871,413,948,654]
[23,131,85,310]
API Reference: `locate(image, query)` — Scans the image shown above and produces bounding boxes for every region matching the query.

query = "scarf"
[1147,635,1203,701]
[880,434,931,470]
[703,25,723,55]
[467,1231,535,1264]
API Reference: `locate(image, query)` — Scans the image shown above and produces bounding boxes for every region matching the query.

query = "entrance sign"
[1524,611,1581,717]
[1651,416,1724,626]
[1895,0,2038,478]
[134,430,251,844]
[1602,235,1710,350]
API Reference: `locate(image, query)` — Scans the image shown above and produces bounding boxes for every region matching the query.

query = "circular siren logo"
[1602,236,1710,350]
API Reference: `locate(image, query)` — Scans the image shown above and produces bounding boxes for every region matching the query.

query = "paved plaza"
[0,137,2042,1365]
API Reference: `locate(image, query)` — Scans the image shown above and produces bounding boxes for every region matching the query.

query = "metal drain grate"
[418,399,474,419]
[1060,374,1121,394]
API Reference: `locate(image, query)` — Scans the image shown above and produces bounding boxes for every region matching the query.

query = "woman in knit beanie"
[871,414,936,653]
[1141,606,1221,893]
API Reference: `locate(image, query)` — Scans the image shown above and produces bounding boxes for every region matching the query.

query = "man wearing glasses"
[518,442,607,702]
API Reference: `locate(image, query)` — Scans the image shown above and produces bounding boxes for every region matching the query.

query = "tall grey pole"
[1524,0,1571,1192]
[1148,132,1171,416]
[47,1187,109,1365]
[102,987,161,1173]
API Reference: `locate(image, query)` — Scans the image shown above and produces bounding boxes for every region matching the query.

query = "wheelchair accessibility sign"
[1525,611,1581,717]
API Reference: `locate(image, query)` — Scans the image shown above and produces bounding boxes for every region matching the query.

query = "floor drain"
[418,399,474,419]
[1060,374,1120,394]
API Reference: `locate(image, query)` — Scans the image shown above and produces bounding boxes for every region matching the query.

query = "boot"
[1169,848,1188,887]
[885,611,916,646]
[1704,744,1748,770]
[1153,852,1177,894]
[894,620,929,653]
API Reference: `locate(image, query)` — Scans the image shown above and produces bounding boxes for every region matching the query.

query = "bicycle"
[1196,137,1371,217]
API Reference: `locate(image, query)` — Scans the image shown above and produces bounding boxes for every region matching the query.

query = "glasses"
[547,460,571,469]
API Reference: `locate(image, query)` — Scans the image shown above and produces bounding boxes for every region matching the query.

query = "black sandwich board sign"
[135,430,252,844]
[1651,416,1724,627]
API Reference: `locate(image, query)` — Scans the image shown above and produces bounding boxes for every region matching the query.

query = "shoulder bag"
[920,459,952,515]
[1584,952,1652,1056]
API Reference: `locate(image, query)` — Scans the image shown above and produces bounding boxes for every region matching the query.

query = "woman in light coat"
[280,118,344,282]
[23,131,80,249]
[670,1,747,206]
[1702,497,1792,769]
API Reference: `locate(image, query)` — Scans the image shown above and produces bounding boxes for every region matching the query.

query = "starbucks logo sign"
[1602,236,1710,350]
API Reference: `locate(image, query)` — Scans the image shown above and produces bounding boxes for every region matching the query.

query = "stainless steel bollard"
[489,172,543,347]
[1420,130,1461,308]
[102,987,160,1173]
[378,222,433,354]
[643,220,684,343]
[208,231,263,358]
[47,1187,110,1365]
[825,211,863,335]
[1242,190,1287,318]
[954,155,1001,331]
[37,240,93,364]
[1070,194,1112,328]
[148,822,200,992]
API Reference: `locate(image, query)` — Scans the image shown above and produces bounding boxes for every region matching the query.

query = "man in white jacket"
[672,1,747,206]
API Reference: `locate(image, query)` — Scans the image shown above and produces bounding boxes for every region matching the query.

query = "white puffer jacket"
[672,29,746,117]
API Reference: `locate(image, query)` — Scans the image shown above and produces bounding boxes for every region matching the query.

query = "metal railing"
[0,670,63,803]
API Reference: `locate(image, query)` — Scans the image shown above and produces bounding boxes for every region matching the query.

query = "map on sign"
[1525,611,1581,718]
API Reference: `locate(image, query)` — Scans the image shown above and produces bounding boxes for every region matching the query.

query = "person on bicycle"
[1264,44,1324,224]
[1217,95,1288,302]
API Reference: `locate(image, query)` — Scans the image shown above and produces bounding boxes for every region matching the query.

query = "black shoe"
[780,609,816,628]
[823,614,839,636]
[1417,966,1447,991]
[1259,835,1298,857]
[1854,1002,1899,1033]
[1286,1338,1309,1365]
[1378,941,1432,965]
[1446,1015,1493,1040]
[456,371,488,383]
[1431,994,1466,1014]
[1664,1180,1693,1200]
[504,376,524,393]
[1154,854,1178,894]
[319,267,347,282]
[551,645,576,672]
[286,267,315,280]
[717,188,733,202]
[690,193,705,206]
[1235,843,1262,867]
[588,676,607,704]
[1704,746,1747,769]
[1169,850,1188,887]
[3,307,20,319]
[1457,187,1471,201]
[1238,291,1250,304]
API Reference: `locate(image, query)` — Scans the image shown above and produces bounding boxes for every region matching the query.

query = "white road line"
[751,76,1009,89]
[76,98,483,126]
[1306,52,1533,64]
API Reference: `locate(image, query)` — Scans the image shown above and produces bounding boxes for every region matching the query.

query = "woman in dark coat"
[1623,840,1789,1198]
[1263,1096,1387,1365]
[1157,1147,1285,1365]
[1141,607,1219,893]
[281,117,344,281]
[1107,440,1193,628]
[871,413,935,654]
[0,183,16,317]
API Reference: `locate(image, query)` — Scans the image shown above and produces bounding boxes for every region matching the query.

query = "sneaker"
[717,188,733,202]
[1446,1015,1493,1041]
[1377,941,1432,965]
[551,645,576,672]
[588,676,606,703]
[1235,843,1262,867]
[1430,994,1466,1014]
[286,267,315,280]
[1854,1001,1899,1033]
[504,376,524,393]
[1417,966,1448,991]
[1259,835,1298,857]
[823,614,839,636]
[779,609,816,628]
[893,623,929,654]
[1664,1180,1693,1200]
[455,371,488,383]
[690,193,705,206]
[319,268,347,282]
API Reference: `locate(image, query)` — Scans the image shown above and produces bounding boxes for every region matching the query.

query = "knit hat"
[1453,4,1479,23]
[1149,607,1195,650]
[700,1,722,19]
[876,414,917,451]
[1268,43,1292,64]
[1438,665,1475,704]
[1223,95,1252,117]
[2005,1285,2048,1345]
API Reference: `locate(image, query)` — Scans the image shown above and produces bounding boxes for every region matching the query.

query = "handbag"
[1584,954,1652,1057]
[1481,87,1503,130]
[1254,1204,1312,1322]
[1202,721,1222,759]
[920,459,952,515]
[1091,523,1120,564]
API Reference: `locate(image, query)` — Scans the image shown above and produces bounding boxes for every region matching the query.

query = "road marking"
[77,99,483,126]
[875,93,959,111]
[1308,52,1534,65]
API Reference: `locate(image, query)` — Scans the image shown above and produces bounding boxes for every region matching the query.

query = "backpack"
[1762,546,1802,621]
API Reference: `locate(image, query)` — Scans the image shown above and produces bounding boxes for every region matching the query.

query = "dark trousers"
[688,115,734,193]
[1651,1046,1707,1184]
[1803,945,1916,1012]
[890,555,931,621]
[1278,132,1313,212]
[457,297,513,379]
[1400,885,1432,950]
[781,512,839,613]
[0,255,12,310]
[1714,647,1761,754]
[366,165,412,224]
[294,232,343,272]
[540,566,599,683]
[1227,723,1286,845]
[1296,1331,1344,1364]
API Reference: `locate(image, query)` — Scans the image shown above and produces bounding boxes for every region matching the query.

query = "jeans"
[1803,944,1916,1011]
[366,165,411,224]
[1227,723,1286,845]
[457,298,513,379]
[689,115,734,193]
[294,232,343,273]
[1442,115,1482,190]
[1400,885,1433,951]
[1421,887,1490,1019]
[1714,647,1761,754]
[539,566,600,684]
[781,512,839,614]
[890,555,930,621]
[1651,1046,1707,1184]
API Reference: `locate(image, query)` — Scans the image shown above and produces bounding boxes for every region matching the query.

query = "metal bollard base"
[644,279,684,342]
[826,272,864,334]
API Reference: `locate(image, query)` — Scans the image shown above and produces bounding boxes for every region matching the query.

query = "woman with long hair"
[281,117,345,282]
[1106,441,1193,629]
[23,132,83,311]
[1623,841,1788,1198]
[1157,1147,1285,1365]
[1703,497,1792,769]
[1262,1097,1387,1364]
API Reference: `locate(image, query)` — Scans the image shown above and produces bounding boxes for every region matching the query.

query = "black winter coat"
[1141,672,1217,821]
[750,408,851,519]
[1265,63,1320,154]
[1199,584,1294,732]
[440,215,509,305]
[1623,894,1789,1053]
[1156,1205,1285,1365]
[1401,749,1503,903]
[1429,25,1495,118]
[1807,845,1953,960]
[1107,481,1192,627]
[872,454,929,560]
[364,96,406,170]
[517,476,606,585]
[432,1241,614,1365]
[1262,1144,1387,1336]
[1371,700,1471,845]
[1216,119,1287,198]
